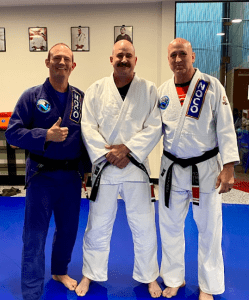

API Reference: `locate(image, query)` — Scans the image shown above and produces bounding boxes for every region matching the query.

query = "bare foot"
[199,290,214,300]
[162,281,186,298]
[52,274,77,291]
[75,276,92,296]
[148,280,162,298]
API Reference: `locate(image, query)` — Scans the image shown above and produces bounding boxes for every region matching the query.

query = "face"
[45,45,76,81]
[168,39,195,78]
[78,28,82,35]
[110,40,137,78]
[120,27,126,34]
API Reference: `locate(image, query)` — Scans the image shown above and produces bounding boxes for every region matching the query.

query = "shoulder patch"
[36,99,51,113]
[159,96,170,110]
[222,96,228,105]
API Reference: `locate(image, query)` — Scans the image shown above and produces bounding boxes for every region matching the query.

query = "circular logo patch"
[159,96,169,110]
[36,99,51,113]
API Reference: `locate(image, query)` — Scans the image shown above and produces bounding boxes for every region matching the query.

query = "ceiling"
[0,0,231,7]
[0,0,171,7]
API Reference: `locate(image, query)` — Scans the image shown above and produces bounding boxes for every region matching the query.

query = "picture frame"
[0,27,6,52]
[71,27,90,52]
[114,25,133,44]
[28,27,47,52]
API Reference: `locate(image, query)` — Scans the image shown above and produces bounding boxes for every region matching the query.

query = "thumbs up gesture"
[46,117,69,142]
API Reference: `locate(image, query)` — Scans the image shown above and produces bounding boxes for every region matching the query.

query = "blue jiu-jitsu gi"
[5,78,91,300]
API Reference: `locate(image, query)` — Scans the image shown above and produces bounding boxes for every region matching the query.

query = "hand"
[10,145,19,149]
[46,117,68,142]
[215,162,235,194]
[83,173,89,184]
[105,144,130,169]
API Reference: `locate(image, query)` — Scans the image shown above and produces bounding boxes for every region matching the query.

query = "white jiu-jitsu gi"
[81,73,162,283]
[158,68,239,294]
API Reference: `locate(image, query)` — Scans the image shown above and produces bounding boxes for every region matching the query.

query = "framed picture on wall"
[28,27,47,52]
[114,25,133,44]
[71,27,90,52]
[0,27,6,52]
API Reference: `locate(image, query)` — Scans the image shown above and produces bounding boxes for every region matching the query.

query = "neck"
[174,68,195,84]
[113,73,134,88]
[49,77,68,93]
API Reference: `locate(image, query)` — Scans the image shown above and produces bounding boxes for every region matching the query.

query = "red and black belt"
[162,147,219,207]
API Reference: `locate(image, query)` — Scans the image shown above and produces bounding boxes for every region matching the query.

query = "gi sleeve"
[124,84,162,163]
[5,90,48,152]
[81,87,109,165]
[214,80,240,166]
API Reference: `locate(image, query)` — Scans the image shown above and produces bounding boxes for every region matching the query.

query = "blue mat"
[0,197,248,300]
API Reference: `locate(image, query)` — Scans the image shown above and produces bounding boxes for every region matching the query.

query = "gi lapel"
[108,74,137,145]
[68,87,83,124]
[43,78,62,117]
[170,69,201,154]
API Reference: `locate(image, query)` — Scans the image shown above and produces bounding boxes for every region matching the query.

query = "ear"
[45,58,50,68]
[110,55,113,64]
[72,62,76,70]
[192,52,196,64]
[135,56,137,65]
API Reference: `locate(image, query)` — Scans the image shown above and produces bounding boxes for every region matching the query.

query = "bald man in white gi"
[158,38,239,300]
[76,40,162,298]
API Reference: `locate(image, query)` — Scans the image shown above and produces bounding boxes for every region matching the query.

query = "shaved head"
[168,38,193,53]
[112,40,135,55]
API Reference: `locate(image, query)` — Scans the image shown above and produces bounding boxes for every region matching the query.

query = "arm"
[214,81,239,193]
[5,90,69,152]
[81,86,109,164]
[5,91,48,152]
[214,81,239,167]
[124,84,162,163]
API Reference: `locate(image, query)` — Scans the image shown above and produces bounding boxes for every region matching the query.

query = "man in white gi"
[75,40,162,298]
[158,38,239,300]
[75,28,86,51]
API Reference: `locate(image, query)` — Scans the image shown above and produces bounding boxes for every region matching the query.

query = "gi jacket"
[5,78,91,183]
[158,69,239,192]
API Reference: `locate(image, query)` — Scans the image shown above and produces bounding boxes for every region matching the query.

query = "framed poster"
[0,28,6,52]
[71,27,90,51]
[28,27,47,52]
[114,25,133,43]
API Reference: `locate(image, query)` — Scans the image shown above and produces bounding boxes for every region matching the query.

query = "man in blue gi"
[5,43,91,300]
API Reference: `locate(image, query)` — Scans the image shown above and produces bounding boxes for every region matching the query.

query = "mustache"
[117,62,130,67]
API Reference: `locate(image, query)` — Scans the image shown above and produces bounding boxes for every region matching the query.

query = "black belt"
[30,153,80,171]
[25,153,80,189]
[90,155,155,202]
[162,147,219,208]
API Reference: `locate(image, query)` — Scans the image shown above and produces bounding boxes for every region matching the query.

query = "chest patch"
[36,99,51,113]
[186,79,209,120]
[70,90,82,123]
[159,95,170,110]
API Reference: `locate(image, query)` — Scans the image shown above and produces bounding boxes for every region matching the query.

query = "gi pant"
[21,170,82,300]
[159,186,225,295]
[82,182,159,283]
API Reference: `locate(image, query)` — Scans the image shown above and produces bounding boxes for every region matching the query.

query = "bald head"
[167,38,195,83]
[112,39,135,55]
[168,38,193,53]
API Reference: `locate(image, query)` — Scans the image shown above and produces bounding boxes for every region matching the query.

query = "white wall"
[0,1,176,178]
[0,2,171,111]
